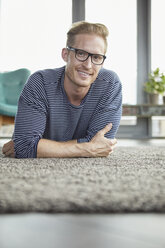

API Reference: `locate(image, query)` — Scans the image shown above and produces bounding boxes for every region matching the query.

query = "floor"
[0,138,165,248]
[0,213,165,248]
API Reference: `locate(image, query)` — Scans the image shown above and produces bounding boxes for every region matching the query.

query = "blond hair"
[66,21,109,53]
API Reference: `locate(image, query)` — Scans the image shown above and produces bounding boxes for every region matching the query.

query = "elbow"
[15,147,36,159]
[14,137,40,159]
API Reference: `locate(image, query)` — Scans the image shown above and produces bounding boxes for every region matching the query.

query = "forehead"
[73,33,105,54]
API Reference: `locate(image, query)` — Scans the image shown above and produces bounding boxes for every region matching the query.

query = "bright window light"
[151,0,165,72]
[86,0,137,104]
[0,0,72,72]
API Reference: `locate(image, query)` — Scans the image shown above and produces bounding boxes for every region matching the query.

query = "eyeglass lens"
[76,49,105,65]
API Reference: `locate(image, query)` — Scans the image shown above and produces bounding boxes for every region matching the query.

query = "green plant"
[144,68,165,95]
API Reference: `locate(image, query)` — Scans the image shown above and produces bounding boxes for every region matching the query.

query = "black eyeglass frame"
[67,46,106,65]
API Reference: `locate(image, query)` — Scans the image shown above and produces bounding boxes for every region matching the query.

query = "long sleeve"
[13,72,48,158]
[77,70,122,142]
[13,67,122,158]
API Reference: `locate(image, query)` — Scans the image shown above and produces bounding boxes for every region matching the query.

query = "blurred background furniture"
[117,104,165,139]
[0,68,31,127]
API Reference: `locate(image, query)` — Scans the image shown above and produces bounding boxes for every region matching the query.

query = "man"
[2,21,122,158]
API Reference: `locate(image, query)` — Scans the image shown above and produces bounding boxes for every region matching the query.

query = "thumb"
[100,123,112,135]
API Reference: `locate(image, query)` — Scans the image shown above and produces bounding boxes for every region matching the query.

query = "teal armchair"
[0,68,31,117]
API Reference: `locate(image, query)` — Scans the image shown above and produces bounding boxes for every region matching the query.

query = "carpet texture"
[0,146,165,213]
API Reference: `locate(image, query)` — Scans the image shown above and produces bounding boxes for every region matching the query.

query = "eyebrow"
[68,47,105,57]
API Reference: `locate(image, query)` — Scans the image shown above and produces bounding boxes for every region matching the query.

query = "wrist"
[75,141,94,157]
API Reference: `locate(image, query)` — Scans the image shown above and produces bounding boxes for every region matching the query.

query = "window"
[151,0,165,137]
[86,0,137,104]
[0,0,72,72]
[151,0,165,72]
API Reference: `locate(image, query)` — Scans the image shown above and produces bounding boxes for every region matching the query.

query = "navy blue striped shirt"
[14,66,122,158]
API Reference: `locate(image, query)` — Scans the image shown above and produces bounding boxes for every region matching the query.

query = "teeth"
[79,71,89,76]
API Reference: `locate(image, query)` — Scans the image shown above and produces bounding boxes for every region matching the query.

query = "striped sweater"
[14,66,122,158]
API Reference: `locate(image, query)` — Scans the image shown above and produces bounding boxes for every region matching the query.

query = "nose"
[82,55,93,68]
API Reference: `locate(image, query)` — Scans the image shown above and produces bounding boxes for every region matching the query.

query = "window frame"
[72,0,152,138]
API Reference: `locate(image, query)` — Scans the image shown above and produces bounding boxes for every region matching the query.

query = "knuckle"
[109,146,113,152]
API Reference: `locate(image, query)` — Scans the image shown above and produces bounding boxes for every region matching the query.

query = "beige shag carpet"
[0,146,165,213]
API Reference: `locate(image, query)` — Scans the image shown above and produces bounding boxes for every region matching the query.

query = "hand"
[2,140,15,158]
[89,123,117,157]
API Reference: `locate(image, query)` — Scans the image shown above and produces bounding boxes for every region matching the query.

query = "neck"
[64,76,90,106]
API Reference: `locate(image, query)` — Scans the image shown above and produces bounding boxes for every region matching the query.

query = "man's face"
[62,34,105,89]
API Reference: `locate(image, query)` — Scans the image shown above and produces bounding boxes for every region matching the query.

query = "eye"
[77,50,87,58]
[93,54,103,61]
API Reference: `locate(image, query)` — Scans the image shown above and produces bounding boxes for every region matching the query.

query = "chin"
[75,78,93,88]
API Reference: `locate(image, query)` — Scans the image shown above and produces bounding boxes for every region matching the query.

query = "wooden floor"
[0,213,164,248]
[0,139,165,248]
[0,115,14,127]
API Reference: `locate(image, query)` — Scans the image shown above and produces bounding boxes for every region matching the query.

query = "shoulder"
[23,66,65,93]
[97,68,120,82]
[21,67,64,100]
[30,66,65,85]
[96,68,122,91]
[97,68,121,84]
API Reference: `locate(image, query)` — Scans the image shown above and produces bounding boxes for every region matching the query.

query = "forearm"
[3,124,116,158]
[37,138,92,158]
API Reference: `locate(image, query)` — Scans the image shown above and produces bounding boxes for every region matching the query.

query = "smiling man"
[2,21,122,158]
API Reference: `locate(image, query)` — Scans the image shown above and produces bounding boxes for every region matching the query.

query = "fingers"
[2,140,13,153]
[5,149,15,157]
[99,123,112,136]
[107,138,117,156]
[109,138,117,148]
[2,143,7,154]
[2,140,15,157]
[109,138,117,146]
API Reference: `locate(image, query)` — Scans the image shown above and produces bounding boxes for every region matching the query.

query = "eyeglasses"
[67,46,106,65]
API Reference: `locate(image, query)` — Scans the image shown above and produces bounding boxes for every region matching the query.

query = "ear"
[61,48,68,62]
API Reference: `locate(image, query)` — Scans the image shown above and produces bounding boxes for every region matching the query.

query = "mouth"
[77,70,92,78]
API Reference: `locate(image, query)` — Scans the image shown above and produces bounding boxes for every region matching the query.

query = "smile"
[78,70,91,77]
